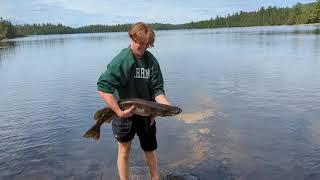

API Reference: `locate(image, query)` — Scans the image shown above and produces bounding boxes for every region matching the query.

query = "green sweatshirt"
[97,47,165,101]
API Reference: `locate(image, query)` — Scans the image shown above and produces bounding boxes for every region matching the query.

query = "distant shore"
[1,23,319,42]
[1,1,319,40]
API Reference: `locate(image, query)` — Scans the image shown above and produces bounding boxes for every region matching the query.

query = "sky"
[0,0,316,27]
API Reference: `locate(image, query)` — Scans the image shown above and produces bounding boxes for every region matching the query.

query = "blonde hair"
[128,22,155,47]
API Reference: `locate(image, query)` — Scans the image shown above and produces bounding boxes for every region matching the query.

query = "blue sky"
[0,0,316,27]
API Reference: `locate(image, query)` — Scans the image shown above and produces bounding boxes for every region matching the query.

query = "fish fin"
[83,123,101,140]
[106,115,116,123]
[94,108,115,122]
[94,108,104,120]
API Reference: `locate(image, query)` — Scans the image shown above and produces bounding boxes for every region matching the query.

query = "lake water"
[1,25,320,180]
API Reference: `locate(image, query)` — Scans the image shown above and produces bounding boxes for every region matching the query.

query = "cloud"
[0,0,316,26]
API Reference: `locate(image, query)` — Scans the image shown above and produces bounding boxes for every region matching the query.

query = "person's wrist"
[115,110,124,117]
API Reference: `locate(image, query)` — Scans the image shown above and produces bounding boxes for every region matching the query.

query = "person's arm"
[155,94,170,105]
[149,94,170,126]
[98,91,134,118]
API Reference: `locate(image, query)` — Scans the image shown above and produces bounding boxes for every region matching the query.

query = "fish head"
[160,106,182,116]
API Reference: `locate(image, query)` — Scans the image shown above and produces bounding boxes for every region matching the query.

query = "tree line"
[183,1,320,29]
[1,1,320,40]
[0,17,17,40]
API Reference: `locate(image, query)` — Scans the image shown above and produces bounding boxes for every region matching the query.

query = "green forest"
[0,17,17,40]
[1,1,320,40]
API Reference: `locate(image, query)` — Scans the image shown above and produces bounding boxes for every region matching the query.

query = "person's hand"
[150,116,155,126]
[117,106,134,118]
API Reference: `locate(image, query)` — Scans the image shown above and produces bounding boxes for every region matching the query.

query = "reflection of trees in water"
[314,28,320,57]
[0,33,127,52]
[0,41,16,66]
[9,36,66,49]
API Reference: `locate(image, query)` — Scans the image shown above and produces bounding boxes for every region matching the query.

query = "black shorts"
[112,115,157,151]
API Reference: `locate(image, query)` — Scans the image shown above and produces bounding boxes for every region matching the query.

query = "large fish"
[83,98,182,140]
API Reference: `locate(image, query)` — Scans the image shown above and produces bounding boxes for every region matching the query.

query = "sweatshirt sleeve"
[150,61,165,98]
[97,58,132,94]
[97,63,120,93]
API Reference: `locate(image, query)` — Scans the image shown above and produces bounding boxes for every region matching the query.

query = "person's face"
[130,39,149,59]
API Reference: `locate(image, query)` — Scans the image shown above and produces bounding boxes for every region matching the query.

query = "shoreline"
[2,23,319,41]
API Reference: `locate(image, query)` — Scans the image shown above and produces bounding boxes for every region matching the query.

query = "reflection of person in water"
[97,22,171,180]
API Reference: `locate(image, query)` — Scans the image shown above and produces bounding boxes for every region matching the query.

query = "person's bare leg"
[117,141,132,180]
[144,150,159,180]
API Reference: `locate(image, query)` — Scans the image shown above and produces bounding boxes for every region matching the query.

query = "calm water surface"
[1,25,320,180]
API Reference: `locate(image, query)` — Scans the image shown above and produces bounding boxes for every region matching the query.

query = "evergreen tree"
[308,0,320,23]
[0,17,17,40]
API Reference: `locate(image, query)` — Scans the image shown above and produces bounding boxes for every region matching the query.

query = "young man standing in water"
[97,22,170,180]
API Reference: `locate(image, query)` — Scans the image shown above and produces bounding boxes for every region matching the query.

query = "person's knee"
[144,151,156,163]
[118,142,131,158]
[144,150,154,156]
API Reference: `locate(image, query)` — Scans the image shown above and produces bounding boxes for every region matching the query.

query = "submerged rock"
[161,172,198,180]
[128,166,198,180]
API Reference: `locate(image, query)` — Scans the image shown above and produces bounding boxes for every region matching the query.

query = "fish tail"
[83,123,101,140]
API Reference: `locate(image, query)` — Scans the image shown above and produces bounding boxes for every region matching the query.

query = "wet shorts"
[112,115,157,151]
